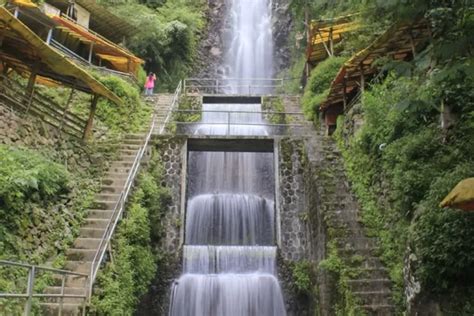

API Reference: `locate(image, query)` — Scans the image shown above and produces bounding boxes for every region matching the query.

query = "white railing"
[171,109,309,136]
[0,260,89,316]
[88,88,172,298]
[159,80,182,134]
[183,78,298,96]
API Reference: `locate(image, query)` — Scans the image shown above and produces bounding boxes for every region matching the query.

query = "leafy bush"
[302,57,346,120]
[100,0,206,90]
[92,152,171,314]
[336,63,474,309]
[0,146,70,233]
[96,75,152,134]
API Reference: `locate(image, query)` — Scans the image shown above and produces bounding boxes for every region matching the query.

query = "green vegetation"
[319,243,365,316]
[287,0,474,312]
[95,75,153,134]
[262,96,287,124]
[91,150,171,315]
[0,145,100,314]
[301,57,346,121]
[98,0,207,91]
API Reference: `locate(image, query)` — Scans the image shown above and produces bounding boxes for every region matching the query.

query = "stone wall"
[278,137,308,261]
[137,136,187,316]
[276,137,314,316]
[153,136,187,252]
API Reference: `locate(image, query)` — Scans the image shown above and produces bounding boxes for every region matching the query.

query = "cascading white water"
[169,0,286,314]
[225,0,274,94]
[185,194,275,245]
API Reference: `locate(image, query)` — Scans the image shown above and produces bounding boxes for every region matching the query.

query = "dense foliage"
[289,0,474,312]
[98,0,207,91]
[302,57,346,121]
[95,75,153,134]
[91,151,171,314]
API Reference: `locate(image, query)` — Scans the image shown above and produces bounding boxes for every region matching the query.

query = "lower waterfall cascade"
[168,101,287,316]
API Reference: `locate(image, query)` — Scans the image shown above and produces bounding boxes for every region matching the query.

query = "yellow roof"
[0,7,122,105]
[11,0,37,8]
[440,178,474,211]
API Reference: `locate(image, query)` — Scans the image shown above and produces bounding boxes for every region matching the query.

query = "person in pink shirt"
[144,72,156,95]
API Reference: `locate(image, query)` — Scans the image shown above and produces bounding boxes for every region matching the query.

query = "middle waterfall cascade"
[185,194,275,245]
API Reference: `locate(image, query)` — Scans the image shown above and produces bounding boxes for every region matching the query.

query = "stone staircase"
[306,129,396,315]
[145,94,175,135]
[40,94,175,315]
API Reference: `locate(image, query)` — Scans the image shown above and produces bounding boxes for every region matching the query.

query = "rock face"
[194,0,228,78]
[272,0,293,74]
[194,0,293,78]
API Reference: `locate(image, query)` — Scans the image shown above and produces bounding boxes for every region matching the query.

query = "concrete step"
[40,302,84,316]
[359,304,396,316]
[348,267,390,279]
[64,261,92,274]
[336,237,379,250]
[79,227,105,239]
[44,286,87,296]
[119,149,140,156]
[82,218,110,229]
[100,185,124,194]
[72,237,102,249]
[353,291,393,306]
[120,144,141,150]
[92,200,117,210]
[339,246,380,257]
[102,177,127,186]
[95,193,121,202]
[122,138,143,145]
[348,278,392,292]
[88,209,114,220]
[66,248,97,261]
[109,161,135,168]
[124,133,146,140]
[106,166,132,174]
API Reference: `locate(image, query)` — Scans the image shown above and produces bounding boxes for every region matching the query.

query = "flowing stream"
[169,0,286,314]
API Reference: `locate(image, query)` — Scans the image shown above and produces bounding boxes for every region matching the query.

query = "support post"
[359,63,365,92]
[83,94,99,140]
[409,32,416,57]
[342,75,347,110]
[329,27,334,56]
[24,266,35,316]
[25,64,39,114]
[46,28,53,45]
[88,43,94,63]
[59,87,75,133]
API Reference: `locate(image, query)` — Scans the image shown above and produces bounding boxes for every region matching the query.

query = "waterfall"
[169,0,286,315]
[225,0,274,94]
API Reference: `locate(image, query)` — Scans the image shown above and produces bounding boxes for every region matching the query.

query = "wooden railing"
[0,75,87,138]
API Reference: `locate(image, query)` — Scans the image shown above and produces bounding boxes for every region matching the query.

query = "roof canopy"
[320,21,430,112]
[307,14,360,65]
[52,15,143,76]
[440,178,474,211]
[45,0,137,43]
[0,7,122,104]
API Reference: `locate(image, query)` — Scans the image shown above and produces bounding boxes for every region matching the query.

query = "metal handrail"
[0,260,88,316]
[159,80,182,134]
[183,78,299,95]
[88,81,183,299]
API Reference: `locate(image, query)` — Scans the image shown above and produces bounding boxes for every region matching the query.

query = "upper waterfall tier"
[225,0,274,94]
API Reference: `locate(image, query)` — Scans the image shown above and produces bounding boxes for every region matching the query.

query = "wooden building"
[8,0,143,79]
[0,4,125,139]
[319,21,431,134]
